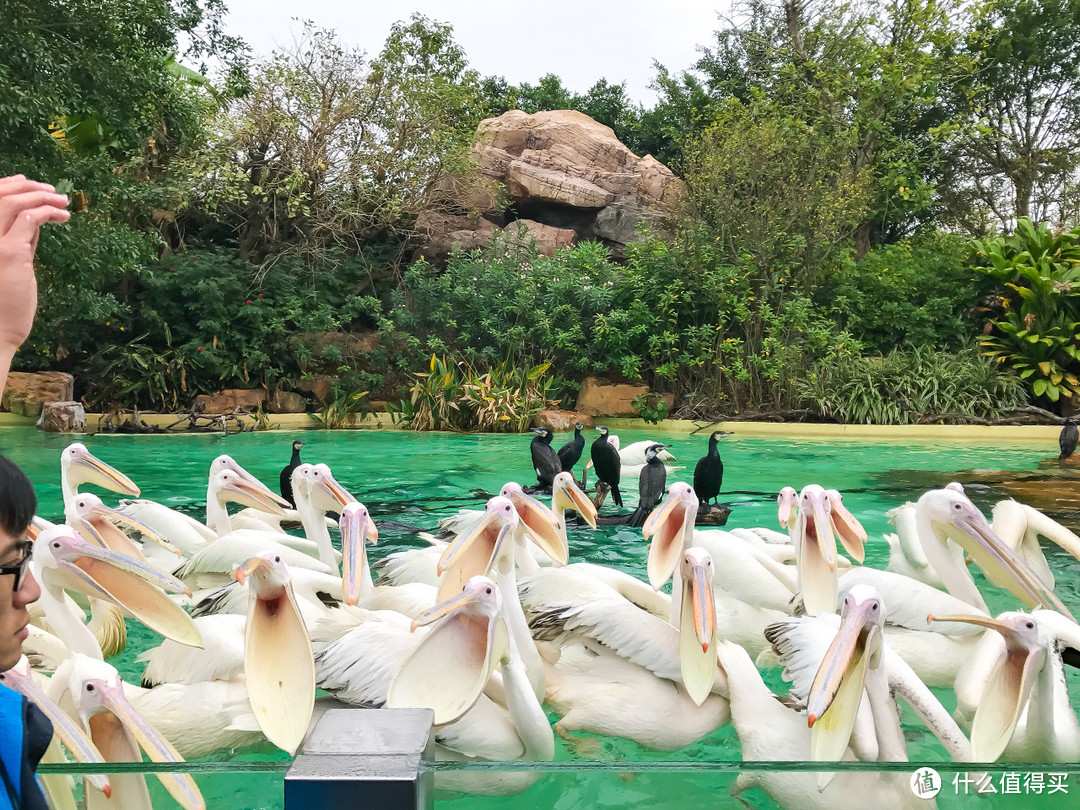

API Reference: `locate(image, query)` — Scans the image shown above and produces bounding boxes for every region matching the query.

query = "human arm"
[0,176,70,398]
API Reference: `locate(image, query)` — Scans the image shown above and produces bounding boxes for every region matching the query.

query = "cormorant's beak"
[644,485,698,589]
[929,613,1044,761]
[437,510,514,603]
[236,555,315,756]
[552,474,597,529]
[797,488,838,616]
[505,488,569,564]
[40,531,201,648]
[387,577,509,726]
[939,510,1076,622]
[806,598,882,788]
[0,658,111,797]
[679,549,717,707]
[70,452,140,497]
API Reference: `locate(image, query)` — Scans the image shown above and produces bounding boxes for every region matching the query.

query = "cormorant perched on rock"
[280,439,305,506]
[629,444,668,526]
[693,430,730,512]
[557,422,586,474]
[530,427,562,489]
[591,426,622,506]
[1060,418,1079,460]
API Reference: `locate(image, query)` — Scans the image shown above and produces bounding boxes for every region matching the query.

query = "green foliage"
[189,17,488,265]
[973,218,1080,404]
[70,248,385,410]
[394,227,856,416]
[798,347,1026,424]
[818,234,986,353]
[632,393,669,425]
[682,98,871,286]
[404,355,562,433]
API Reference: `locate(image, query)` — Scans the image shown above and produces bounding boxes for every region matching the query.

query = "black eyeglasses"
[0,541,33,592]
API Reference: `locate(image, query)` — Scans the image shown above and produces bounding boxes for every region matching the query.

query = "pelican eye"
[273,555,282,564]
[1026,621,1035,630]
[85,684,95,692]
[51,542,61,549]
[485,586,492,594]
[871,603,879,611]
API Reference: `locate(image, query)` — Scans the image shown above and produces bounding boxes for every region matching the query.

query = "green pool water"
[2,426,1078,809]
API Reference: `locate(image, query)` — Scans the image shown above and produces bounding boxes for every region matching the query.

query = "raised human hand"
[0,175,71,349]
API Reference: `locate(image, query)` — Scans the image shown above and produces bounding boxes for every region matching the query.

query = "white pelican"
[933,608,1080,761]
[47,655,204,810]
[526,547,730,750]
[913,488,1074,619]
[320,575,552,795]
[375,474,592,590]
[767,584,970,786]
[174,464,352,589]
[31,526,200,658]
[717,640,938,810]
[133,552,317,757]
[0,656,112,801]
[989,499,1080,589]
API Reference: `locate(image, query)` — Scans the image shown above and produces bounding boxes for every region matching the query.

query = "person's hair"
[0,455,35,537]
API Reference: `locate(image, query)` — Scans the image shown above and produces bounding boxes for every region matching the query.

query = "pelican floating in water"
[47,654,204,810]
[934,608,1080,761]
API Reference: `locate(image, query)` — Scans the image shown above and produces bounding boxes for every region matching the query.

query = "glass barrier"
[38,759,289,810]
[422,761,1080,810]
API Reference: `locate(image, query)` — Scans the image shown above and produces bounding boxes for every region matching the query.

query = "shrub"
[797,346,1026,424]
[818,234,988,353]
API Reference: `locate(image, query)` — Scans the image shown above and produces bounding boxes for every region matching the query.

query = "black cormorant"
[590,426,623,506]
[280,439,305,506]
[1061,418,1079,460]
[530,427,562,489]
[629,444,668,526]
[557,421,586,474]
[693,430,730,511]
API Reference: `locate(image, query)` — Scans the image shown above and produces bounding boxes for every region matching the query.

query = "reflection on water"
[2,427,1076,809]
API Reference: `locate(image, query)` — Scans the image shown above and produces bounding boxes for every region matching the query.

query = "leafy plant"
[406,354,561,432]
[797,346,1025,425]
[973,218,1080,405]
[632,393,669,425]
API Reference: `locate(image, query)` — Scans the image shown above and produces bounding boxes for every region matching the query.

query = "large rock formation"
[2,372,75,417]
[418,110,683,262]
[192,388,267,415]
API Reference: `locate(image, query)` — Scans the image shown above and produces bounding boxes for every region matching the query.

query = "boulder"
[575,377,650,417]
[38,401,86,433]
[2,372,75,417]
[417,109,684,261]
[508,220,576,256]
[192,388,267,415]
[268,390,307,414]
[294,332,379,361]
[532,410,594,432]
[295,377,335,404]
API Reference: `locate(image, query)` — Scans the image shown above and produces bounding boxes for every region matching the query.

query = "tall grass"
[797,346,1025,424]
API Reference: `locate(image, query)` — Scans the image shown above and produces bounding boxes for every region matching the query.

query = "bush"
[392,227,858,416]
[797,346,1025,424]
[77,247,386,410]
[817,234,988,353]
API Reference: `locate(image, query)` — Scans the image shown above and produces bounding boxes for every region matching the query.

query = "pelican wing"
[175,535,335,581]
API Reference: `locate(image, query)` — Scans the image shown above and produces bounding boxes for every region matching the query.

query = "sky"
[216,0,733,105]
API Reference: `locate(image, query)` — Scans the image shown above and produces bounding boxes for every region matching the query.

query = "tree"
[944,0,1080,229]
[188,16,489,268]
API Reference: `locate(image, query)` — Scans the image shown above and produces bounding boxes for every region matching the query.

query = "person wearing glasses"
[0,456,48,810]
[0,174,69,810]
